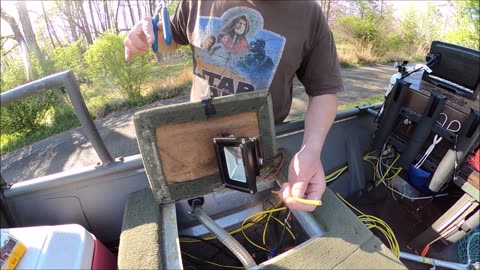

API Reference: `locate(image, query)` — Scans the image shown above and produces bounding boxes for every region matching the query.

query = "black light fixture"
[213,137,262,194]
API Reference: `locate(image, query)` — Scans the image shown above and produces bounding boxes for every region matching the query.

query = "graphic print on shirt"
[192,6,285,98]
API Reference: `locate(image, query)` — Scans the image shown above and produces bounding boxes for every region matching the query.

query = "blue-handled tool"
[152,1,172,52]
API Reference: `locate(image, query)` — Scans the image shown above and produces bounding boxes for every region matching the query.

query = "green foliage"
[0,94,56,136]
[444,0,480,50]
[84,33,153,99]
[0,56,56,137]
[337,15,376,45]
[0,57,26,92]
[336,14,401,57]
[97,78,191,118]
[337,94,384,111]
[0,110,80,155]
[52,41,88,82]
[415,3,443,49]
[32,49,56,78]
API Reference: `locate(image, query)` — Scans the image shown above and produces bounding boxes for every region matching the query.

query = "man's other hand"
[124,17,156,61]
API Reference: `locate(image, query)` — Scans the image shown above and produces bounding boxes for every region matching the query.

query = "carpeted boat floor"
[346,183,463,269]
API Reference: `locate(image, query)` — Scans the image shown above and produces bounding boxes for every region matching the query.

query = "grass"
[336,43,425,68]
[0,117,81,156]
[0,57,193,156]
[1,50,388,156]
[337,44,378,68]
[337,94,384,111]
[287,94,384,122]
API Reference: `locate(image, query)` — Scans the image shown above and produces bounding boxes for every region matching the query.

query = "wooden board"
[133,91,276,203]
[155,112,260,184]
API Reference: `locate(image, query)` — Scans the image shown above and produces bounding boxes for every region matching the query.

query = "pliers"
[152,0,172,52]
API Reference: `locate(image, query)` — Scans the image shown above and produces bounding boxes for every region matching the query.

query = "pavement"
[0,64,393,184]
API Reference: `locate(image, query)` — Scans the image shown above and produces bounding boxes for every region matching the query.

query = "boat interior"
[0,41,479,269]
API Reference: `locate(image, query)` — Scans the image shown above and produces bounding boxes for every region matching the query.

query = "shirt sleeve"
[296,6,344,96]
[170,0,190,45]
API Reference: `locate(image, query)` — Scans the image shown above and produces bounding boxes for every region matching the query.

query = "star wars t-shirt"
[171,0,343,123]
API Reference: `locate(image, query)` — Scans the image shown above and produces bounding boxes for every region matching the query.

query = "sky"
[1,1,53,36]
[1,1,447,40]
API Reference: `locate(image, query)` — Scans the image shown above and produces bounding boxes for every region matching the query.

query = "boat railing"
[1,70,115,165]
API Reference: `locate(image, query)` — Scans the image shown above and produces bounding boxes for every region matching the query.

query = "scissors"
[152,0,172,52]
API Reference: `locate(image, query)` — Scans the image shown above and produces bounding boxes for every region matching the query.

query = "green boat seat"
[118,188,406,269]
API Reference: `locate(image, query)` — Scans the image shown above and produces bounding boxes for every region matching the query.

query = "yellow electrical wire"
[326,165,348,180]
[262,211,275,247]
[326,166,348,183]
[363,153,378,170]
[359,214,400,256]
[241,207,287,251]
[180,199,283,243]
[262,212,296,248]
[270,215,295,241]
[180,200,295,268]
[181,251,245,269]
[291,196,322,206]
[375,153,401,187]
[364,149,378,157]
[336,193,400,258]
[270,190,322,206]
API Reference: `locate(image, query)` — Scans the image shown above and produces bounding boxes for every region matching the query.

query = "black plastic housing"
[374,80,411,152]
[213,137,260,194]
[398,92,447,169]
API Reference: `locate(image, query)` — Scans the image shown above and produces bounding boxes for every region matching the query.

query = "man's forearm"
[301,94,337,155]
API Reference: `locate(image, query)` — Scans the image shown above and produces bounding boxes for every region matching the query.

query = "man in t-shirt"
[124,0,344,211]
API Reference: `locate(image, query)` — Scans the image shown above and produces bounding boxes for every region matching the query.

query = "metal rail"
[1,71,115,164]
[276,103,383,136]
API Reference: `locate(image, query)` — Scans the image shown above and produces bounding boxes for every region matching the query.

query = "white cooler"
[1,224,116,269]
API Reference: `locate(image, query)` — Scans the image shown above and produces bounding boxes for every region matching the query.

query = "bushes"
[0,57,56,137]
[84,33,153,99]
[52,41,88,83]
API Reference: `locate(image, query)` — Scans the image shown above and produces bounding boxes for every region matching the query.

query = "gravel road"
[0,64,393,183]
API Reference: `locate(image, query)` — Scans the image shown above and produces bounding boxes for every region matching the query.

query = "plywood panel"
[155,111,260,184]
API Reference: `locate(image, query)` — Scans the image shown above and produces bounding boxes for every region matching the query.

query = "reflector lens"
[224,146,246,183]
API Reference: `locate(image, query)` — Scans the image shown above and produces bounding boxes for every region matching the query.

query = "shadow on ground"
[1,65,393,184]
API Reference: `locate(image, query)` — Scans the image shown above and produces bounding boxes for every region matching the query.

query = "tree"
[42,1,62,49]
[444,0,480,49]
[319,0,336,22]
[136,0,142,22]
[114,0,122,33]
[57,1,80,42]
[148,0,155,16]
[103,0,111,31]
[88,0,100,37]
[126,0,136,28]
[1,8,33,80]
[93,0,106,32]
[16,1,45,67]
[414,2,443,53]
[76,0,94,44]
[84,33,152,99]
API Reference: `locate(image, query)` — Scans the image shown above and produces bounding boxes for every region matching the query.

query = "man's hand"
[278,93,337,212]
[124,17,178,62]
[124,17,156,61]
[280,145,326,212]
